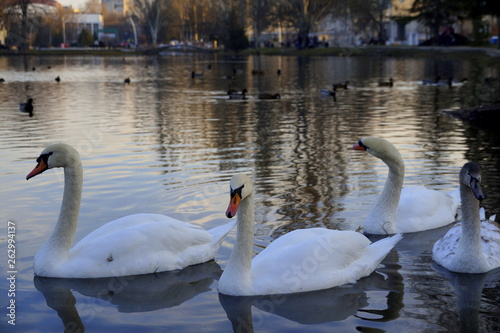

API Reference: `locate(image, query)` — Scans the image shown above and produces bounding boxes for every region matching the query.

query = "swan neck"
[46,163,82,254]
[458,183,482,254]
[224,192,254,288]
[366,157,404,234]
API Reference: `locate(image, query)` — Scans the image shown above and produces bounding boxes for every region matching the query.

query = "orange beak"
[26,159,48,180]
[352,142,365,151]
[226,193,241,218]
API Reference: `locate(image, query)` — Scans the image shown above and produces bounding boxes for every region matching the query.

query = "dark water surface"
[0,53,499,332]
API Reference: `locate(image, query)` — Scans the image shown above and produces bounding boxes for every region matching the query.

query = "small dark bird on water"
[258,93,281,100]
[124,77,131,84]
[320,89,337,101]
[191,71,203,78]
[55,76,61,82]
[0,78,4,83]
[378,78,393,87]
[333,81,349,90]
[229,89,248,100]
[20,98,34,117]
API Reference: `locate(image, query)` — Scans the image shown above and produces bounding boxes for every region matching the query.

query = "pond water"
[0,52,499,332]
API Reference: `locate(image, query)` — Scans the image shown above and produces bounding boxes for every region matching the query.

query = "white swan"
[353,137,460,234]
[27,143,236,278]
[217,174,402,296]
[432,162,500,273]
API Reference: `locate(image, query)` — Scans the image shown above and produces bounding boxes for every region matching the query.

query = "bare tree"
[273,0,333,49]
[169,0,223,43]
[131,0,169,47]
[55,4,76,46]
[2,0,59,48]
[348,0,391,43]
[3,0,32,48]
[250,0,273,48]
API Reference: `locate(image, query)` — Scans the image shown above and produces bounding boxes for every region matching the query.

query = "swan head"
[226,174,253,218]
[460,162,484,201]
[27,143,80,180]
[353,137,403,167]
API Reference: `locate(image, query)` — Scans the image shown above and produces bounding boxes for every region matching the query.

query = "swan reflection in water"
[433,264,500,333]
[34,261,222,332]
[220,252,404,333]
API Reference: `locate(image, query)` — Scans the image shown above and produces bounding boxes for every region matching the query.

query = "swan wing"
[65,214,215,277]
[432,223,461,267]
[395,186,459,232]
[433,220,500,272]
[481,220,500,270]
[250,229,401,295]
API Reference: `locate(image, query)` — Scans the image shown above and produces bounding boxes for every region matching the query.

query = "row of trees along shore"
[1,0,499,51]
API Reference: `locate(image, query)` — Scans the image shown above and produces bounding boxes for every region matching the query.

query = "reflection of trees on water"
[128,55,500,242]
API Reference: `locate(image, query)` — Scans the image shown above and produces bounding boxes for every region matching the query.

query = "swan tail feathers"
[208,220,237,246]
[368,233,403,261]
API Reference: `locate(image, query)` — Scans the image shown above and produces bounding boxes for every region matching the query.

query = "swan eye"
[358,140,369,150]
[230,185,244,198]
[36,152,53,164]
[467,172,480,184]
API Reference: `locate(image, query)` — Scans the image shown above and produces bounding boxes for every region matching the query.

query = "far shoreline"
[1,45,499,62]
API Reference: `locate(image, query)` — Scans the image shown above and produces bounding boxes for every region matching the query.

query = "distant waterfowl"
[55,76,61,82]
[191,71,203,78]
[124,77,131,84]
[432,162,500,273]
[438,77,453,87]
[320,89,337,101]
[258,93,281,100]
[450,78,467,86]
[229,89,248,100]
[422,76,452,87]
[422,76,441,85]
[20,98,34,116]
[353,137,460,234]
[26,143,236,278]
[333,81,349,90]
[0,78,4,83]
[251,69,265,75]
[218,174,403,296]
[320,88,335,95]
[378,78,393,87]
